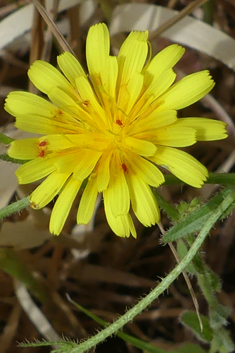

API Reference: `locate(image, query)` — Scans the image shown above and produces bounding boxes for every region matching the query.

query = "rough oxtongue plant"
[5,23,227,237]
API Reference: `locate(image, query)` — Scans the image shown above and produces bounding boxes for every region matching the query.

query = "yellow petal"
[128,69,176,122]
[28,60,76,98]
[39,134,90,153]
[103,153,130,217]
[131,110,177,135]
[49,177,82,235]
[47,86,95,127]
[153,126,196,147]
[144,44,185,80]
[99,56,118,99]
[86,23,110,77]
[59,133,109,151]
[123,136,156,156]
[126,172,160,226]
[5,91,83,134]
[15,114,80,135]
[104,199,136,238]
[75,76,106,122]
[174,118,228,141]
[15,157,56,184]
[127,154,164,187]
[5,91,54,117]
[117,30,148,93]
[73,149,102,180]
[57,52,86,85]
[117,72,143,116]
[155,71,215,111]
[8,138,40,159]
[152,146,208,187]
[55,151,82,174]
[48,86,77,110]
[143,69,176,100]
[30,172,70,209]
[77,177,98,224]
[86,24,118,100]
[96,149,112,192]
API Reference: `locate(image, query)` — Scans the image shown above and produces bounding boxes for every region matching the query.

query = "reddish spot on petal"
[39,141,47,157]
[39,150,45,158]
[39,141,47,147]
[82,100,90,107]
[122,163,127,172]
[116,119,123,126]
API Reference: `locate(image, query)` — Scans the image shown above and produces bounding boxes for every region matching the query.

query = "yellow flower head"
[5,23,227,237]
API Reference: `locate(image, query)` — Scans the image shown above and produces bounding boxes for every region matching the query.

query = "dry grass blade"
[14,279,61,343]
[149,0,209,39]
[33,0,75,55]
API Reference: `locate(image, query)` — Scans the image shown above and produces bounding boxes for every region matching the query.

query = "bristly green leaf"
[0,133,14,144]
[204,267,221,292]
[210,328,234,353]
[209,304,232,329]
[181,311,213,343]
[163,187,235,243]
[177,198,202,221]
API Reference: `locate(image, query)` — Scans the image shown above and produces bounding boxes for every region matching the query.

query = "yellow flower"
[5,23,227,237]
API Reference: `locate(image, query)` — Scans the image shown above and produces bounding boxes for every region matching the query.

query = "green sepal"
[0,133,14,144]
[0,153,29,164]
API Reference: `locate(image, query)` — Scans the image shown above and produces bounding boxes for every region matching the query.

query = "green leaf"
[210,328,234,353]
[163,187,235,243]
[205,267,221,292]
[0,133,14,144]
[210,304,231,329]
[181,311,213,343]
